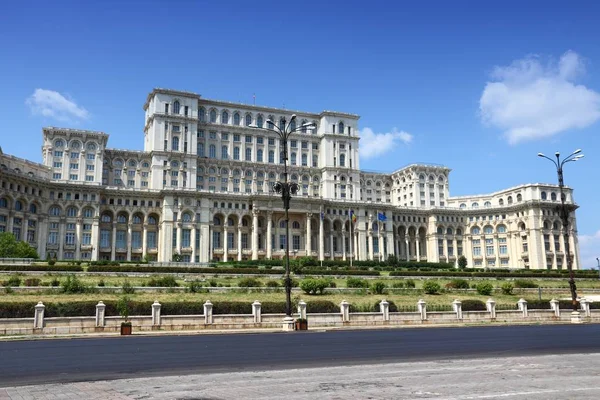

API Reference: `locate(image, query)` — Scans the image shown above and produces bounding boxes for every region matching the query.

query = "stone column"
[111,221,117,261]
[58,218,65,260]
[353,231,359,261]
[202,224,210,263]
[267,212,273,259]
[91,217,99,261]
[152,301,161,326]
[443,237,448,261]
[176,221,182,255]
[452,299,462,320]
[34,301,45,329]
[368,231,374,261]
[22,214,29,242]
[417,299,427,321]
[298,300,307,319]
[319,214,324,261]
[204,300,213,324]
[191,227,197,262]
[340,300,350,322]
[95,301,106,327]
[329,231,334,260]
[486,298,496,319]
[223,228,229,262]
[306,213,312,257]
[550,299,560,317]
[416,239,421,261]
[517,298,528,317]
[126,223,132,262]
[380,300,390,321]
[237,226,243,261]
[142,223,148,260]
[405,239,410,261]
[38,216,47,260]
[252,209,259,260]
[75,217,82,260]
[386,231,395,258]
[342,230,346,261]
[252,300,262,323]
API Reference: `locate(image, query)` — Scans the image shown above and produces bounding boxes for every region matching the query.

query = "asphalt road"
[2,324,600,387]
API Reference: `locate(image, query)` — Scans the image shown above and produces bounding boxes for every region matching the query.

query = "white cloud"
[479,50,600,144]
[579,230,600,270]
[359,127,413,159]
[25,89,89,122]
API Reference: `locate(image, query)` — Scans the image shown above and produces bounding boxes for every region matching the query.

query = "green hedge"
[389,270,599,279]
[0,265,83,272]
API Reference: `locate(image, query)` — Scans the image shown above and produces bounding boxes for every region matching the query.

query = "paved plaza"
[2,353,600,399]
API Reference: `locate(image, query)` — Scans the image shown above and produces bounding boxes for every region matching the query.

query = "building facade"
[0,88,581,269]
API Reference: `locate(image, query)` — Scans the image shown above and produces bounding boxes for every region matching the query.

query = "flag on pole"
[377,212,387,222]
[320,211,324,221]
[350,210,357,224]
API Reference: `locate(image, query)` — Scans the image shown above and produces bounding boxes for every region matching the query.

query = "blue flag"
[320,211,324,221]
[377,212,387,221]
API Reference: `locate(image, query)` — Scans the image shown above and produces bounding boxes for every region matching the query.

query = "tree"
[0,232,39,259]
[457,255,468,269]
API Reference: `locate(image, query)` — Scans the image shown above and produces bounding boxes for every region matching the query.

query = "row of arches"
[460,194,523,209]
[51,139,97,152]
[198,107,318,134]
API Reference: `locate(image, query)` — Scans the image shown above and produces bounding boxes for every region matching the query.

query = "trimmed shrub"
[6,275,22,287]
[61,275,89,294]
[238,278,262,288]
[145,276,179,287]
[0,265,82,272]
[513,279,539,288]
[265,280,280,288]
[97,279,105,287]
[300,278,330,295]
[476,282,494,296]
[305,300,338,313]
[371,282,387,295]
[23,278,41,287]
[461,299,487,311]
[122,281,135,294]
[391,281,405,289]
[445,279,470,289]
[501,282,514,295]
[423,280,441,294]
[405,279,416,288]
[187,280,206,293]
[346,277,369,289]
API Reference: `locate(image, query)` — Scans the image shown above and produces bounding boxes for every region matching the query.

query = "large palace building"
[0,88,581,269]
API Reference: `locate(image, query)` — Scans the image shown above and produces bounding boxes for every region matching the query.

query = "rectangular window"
[268,137,275,145]
[227,232,235,249]
[87,153,95,160]
[147,231,157,249]
[70,174,78,180]
[279,234,286,250]
[116,230,126,248]
[486,238,494,256]
[71,152,79,159]
[233,134,240,142]
[65,232,76,245]
[293,235,300,250]
[182,229,191,248]
[212,231,221,249]
[53,162,62,168]
[257,136,263,144]
[245,135,252,143]
[241,233,248,249]
[54,151,63,157]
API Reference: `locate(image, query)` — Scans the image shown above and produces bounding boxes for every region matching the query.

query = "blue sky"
[1,1,600,267]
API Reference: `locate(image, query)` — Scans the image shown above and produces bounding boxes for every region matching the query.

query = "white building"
[0,88,581,269]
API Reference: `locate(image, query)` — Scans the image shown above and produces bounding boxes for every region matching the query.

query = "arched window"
[213,216,221,225]
[484,201,491,208]
[49,206,61,216]
[221,111,229,124]
[472,202,479,209]
[292,221,300,229]
[117,214,127,223]
[148,216,157,225]
[227,218,234,226]
[233,147,240,160]
[210,109,217,123]
[87,142,96,151]
[233,113,240,125]
[280,220,286,228]
[301,120,307,133]
[338,121,344,134]
[257,149,263,162]
[245,114,252,126]
[290,119,296,131]
[172,136,179,151]
[541,191,547,200]
[209,144,216,158]
[182,213,192,222]
[133,215,142,224]
[419,174,425,182]
[483,225,493,234]
[101,214,112,223]
[199,107,206,122]
[14,200,23,211]
[257,115,264,128]
[83,208,94,218]
[447,227,453,235]
[497,225,507,233]
[280,151,285,164]
[279,118,285,131]
[340,154,346,167]
[507,196,513,204]
[233,169,241,176]
[517,193,523,202]
[67,206,78,217]
[54,139,64,148]
[551,192,557,201]
[302,153,307,166]
[128,160,137,168]
[459,203,466,209]
[553,221,560,230]
[471,226,480,235]
[291,152,296,165]
[173,101,180,114]
[268,150,274,163]
[437,227,444,235]
[171,160,179,168]
[245,148,252,161]
[221,146,228,159]
[456,228,463,236]
[499,198,504,206]
[198,143,205,157]
[29,203,37,214]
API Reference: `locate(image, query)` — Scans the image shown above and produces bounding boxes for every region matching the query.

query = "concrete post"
[298,300,307,320]
[486,298,496,319]
[550,299,560,318]
[580,298,591,318]
[152,300,161,326]
[380,299,390,321]
[452,299,463,320]
[252,300,262,323]
[34,301,45,329]
[517,298,528,318]
[340,300,350,322]
[95,301,106,327]
[417,299,427,321]
[204,300,213,324]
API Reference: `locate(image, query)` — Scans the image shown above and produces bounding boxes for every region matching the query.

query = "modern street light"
[250,115,316,328]
[538,149,584,313]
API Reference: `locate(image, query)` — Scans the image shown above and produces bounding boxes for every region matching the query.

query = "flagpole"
[349,210,353,268]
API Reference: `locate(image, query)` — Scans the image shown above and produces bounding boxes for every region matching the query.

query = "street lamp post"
[250,115,316,328]
[538,149,584,315]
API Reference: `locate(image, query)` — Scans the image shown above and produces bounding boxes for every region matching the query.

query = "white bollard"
[452,299,463,320]
[34,301,45,329]
[380,299,390,321]
[517,298,528,318]
[204,300,213,324]
[417,299,427,321]
[550,299,560,317]
[252,300,262,323]
[486,298,496,319]
[580,298,591,318]
[298,300,307,320]
[340,300,350,322]
[152,300,161,326]
[95,301,106,327]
